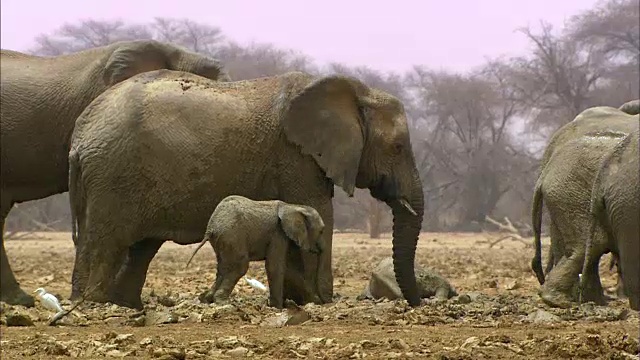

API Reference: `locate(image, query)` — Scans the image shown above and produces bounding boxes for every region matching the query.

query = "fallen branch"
[485,216,530,248]
[485,216,520,234]
[48,290,90,326]
[488,235,529,248]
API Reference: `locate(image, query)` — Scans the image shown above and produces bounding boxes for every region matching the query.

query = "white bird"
[244,276,268,292]
[33,287,64,313]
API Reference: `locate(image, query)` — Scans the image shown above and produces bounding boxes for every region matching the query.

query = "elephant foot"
[0,287,35,307]
[112,293,144,310]
[539,289,573,309]
[628,296,639,311]
[69,285,85,301]
[198,290,214,304]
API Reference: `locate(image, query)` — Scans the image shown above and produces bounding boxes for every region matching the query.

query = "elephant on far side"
[186,195,325,309]
[531,102,639,308]
[1,40,229,306]
[581,129,639,310]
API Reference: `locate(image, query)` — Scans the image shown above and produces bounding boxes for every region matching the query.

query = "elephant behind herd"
[532,100,639,310]
[1,40,229,306]
[0,38,637,312]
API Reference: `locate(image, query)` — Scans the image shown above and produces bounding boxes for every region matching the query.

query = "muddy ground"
[1,232,638,359]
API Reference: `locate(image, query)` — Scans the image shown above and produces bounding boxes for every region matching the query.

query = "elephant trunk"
[386,168,424,307]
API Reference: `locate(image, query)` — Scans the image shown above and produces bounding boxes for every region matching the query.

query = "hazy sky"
[1,0,600,73]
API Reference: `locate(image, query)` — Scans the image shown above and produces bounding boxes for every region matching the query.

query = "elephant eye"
[393,143,403,154]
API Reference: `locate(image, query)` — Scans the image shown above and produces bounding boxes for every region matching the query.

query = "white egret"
[33,287,64,313]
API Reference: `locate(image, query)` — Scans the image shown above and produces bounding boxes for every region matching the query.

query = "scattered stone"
[144,311,178,326]
[526,309,561,324]
[454,294,472,304]
[460,336,481,350]
[5,312,34,327]
[504,279,519,290]
[157,295,176,308]
[226,346,249,357]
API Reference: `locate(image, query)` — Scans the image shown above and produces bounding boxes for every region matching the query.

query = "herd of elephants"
[0,40,638,315]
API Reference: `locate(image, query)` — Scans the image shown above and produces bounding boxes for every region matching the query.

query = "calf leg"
[265,243,286,309]
[212,253,248,304]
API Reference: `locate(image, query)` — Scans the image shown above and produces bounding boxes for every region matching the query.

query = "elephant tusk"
[398,198,418,216]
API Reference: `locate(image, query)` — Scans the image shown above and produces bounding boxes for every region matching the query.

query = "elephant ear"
[103,41,169,86]
[282,75,368,196]
[277,203,311,251]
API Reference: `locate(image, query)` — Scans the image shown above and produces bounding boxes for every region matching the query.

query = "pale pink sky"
[1,0,600,72]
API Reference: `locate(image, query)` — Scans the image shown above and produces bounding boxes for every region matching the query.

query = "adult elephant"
[68,70,425,309]
[581,129,639,310]
[531,100,639,308]
[0,40,228,306]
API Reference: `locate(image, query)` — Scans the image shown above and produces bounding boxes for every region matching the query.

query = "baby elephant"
[186,195,325,309]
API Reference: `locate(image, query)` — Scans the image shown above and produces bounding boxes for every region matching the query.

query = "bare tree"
[505,22,607,133]
[407,64,528,230]
[566,0,640,108]
[30,19,153,55]
[217,42,316,80]
[567,0,640,59]
[150,17,223,55]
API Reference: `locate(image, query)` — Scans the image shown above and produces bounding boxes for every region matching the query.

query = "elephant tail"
[185,232,215,269]
[68,150,83,247]
[531,178,546,285]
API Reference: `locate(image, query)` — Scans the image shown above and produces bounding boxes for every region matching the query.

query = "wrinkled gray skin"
[531,101,639,308]
[0,40,228,307]
[69,70,425,310]
[358,257,457,301]
[581,130,639,310]
[185,195,325,309]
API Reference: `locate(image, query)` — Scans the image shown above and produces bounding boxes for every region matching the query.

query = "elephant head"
[618,99,640,115]
[103,40,229,86]
[277,202,325,254]
[281,74,425,306]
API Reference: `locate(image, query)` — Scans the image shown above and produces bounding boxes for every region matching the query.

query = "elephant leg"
[265,244,286,309]
[283,247,307,304]
[539,252,584,308]
[200,256,225,304]
[212,254,248,304]
[0,200,35,307]
[315,202,334,303]
[70,240,92,300]
[111,238,164,310]
[544,222,564,278]
[579,252,606,305]
[615,261,627,299]
[84,241,128,304]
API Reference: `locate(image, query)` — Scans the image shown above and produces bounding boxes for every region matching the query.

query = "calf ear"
[277,203,310,251]
[282,75,369,196]
[103,40,168,86]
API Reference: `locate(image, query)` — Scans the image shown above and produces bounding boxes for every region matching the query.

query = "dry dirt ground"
[1,232,638,359]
